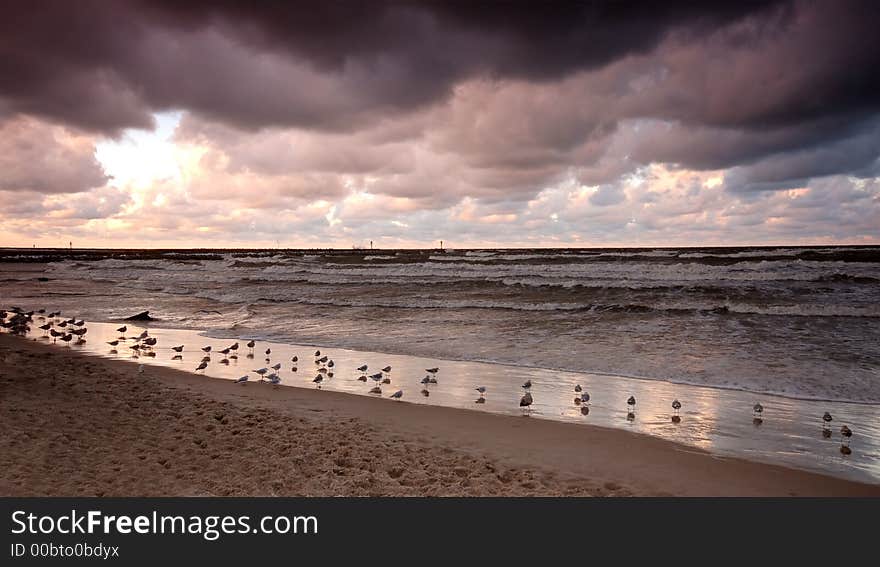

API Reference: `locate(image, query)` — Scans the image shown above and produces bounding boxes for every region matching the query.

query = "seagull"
[271,363,282,371]
[520,391,533,412]
[389,390,403,400]
[580,392,590,403]
[328,360,335,368]
[752,403,764,425]
[265,348,271,356]
[219,348,230,355]
[116,325,127,333]
[822,412,833,425]
[143,337,157,347]
[426,367,439,374]
[137,330,149,340]
[522,380,532,389]
[357,364,368,372]
[201,346,212,353]
[382,366,392,373]
[253,368,269,379]
[172,345,184,352]
[627,396,636,409]
[74,319,85,327]
[107,340,119,347]
[234,375,249,385]
[316,355,328,364]
[39,323,52,334]
[313,374,323,384]
[229,342,239,351]
[60,334,73,345]
[574,384,582,393]
[195,361,207,372]
[475,386,487,394]
[840,425,853,454]
[421,376,431,385]
[291,356,298,363]
[671,399,682,422]
[267,374,281,386]
[314,350,321,357]
[247,340,255,352]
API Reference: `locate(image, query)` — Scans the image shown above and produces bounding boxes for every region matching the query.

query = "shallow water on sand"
[20,319,880,485]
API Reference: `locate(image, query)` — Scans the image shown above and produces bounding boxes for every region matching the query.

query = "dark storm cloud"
[0,0,784,134]
[141,0,775,79]
[723,121,880,193]
[1,0,880,205]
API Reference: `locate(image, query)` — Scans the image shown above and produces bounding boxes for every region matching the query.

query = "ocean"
[4,246,878,403]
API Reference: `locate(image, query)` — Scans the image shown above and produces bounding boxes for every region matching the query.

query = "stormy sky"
[1,0,879,248]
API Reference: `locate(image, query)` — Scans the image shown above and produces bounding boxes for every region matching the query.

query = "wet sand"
[1,335,878,496]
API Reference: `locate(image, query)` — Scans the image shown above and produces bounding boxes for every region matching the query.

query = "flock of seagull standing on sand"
[0,306,858,455]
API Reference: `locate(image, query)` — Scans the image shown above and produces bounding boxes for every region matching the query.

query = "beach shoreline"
[2,334,877,497]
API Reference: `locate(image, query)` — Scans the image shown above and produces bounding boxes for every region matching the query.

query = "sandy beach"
[2,334,877,497]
